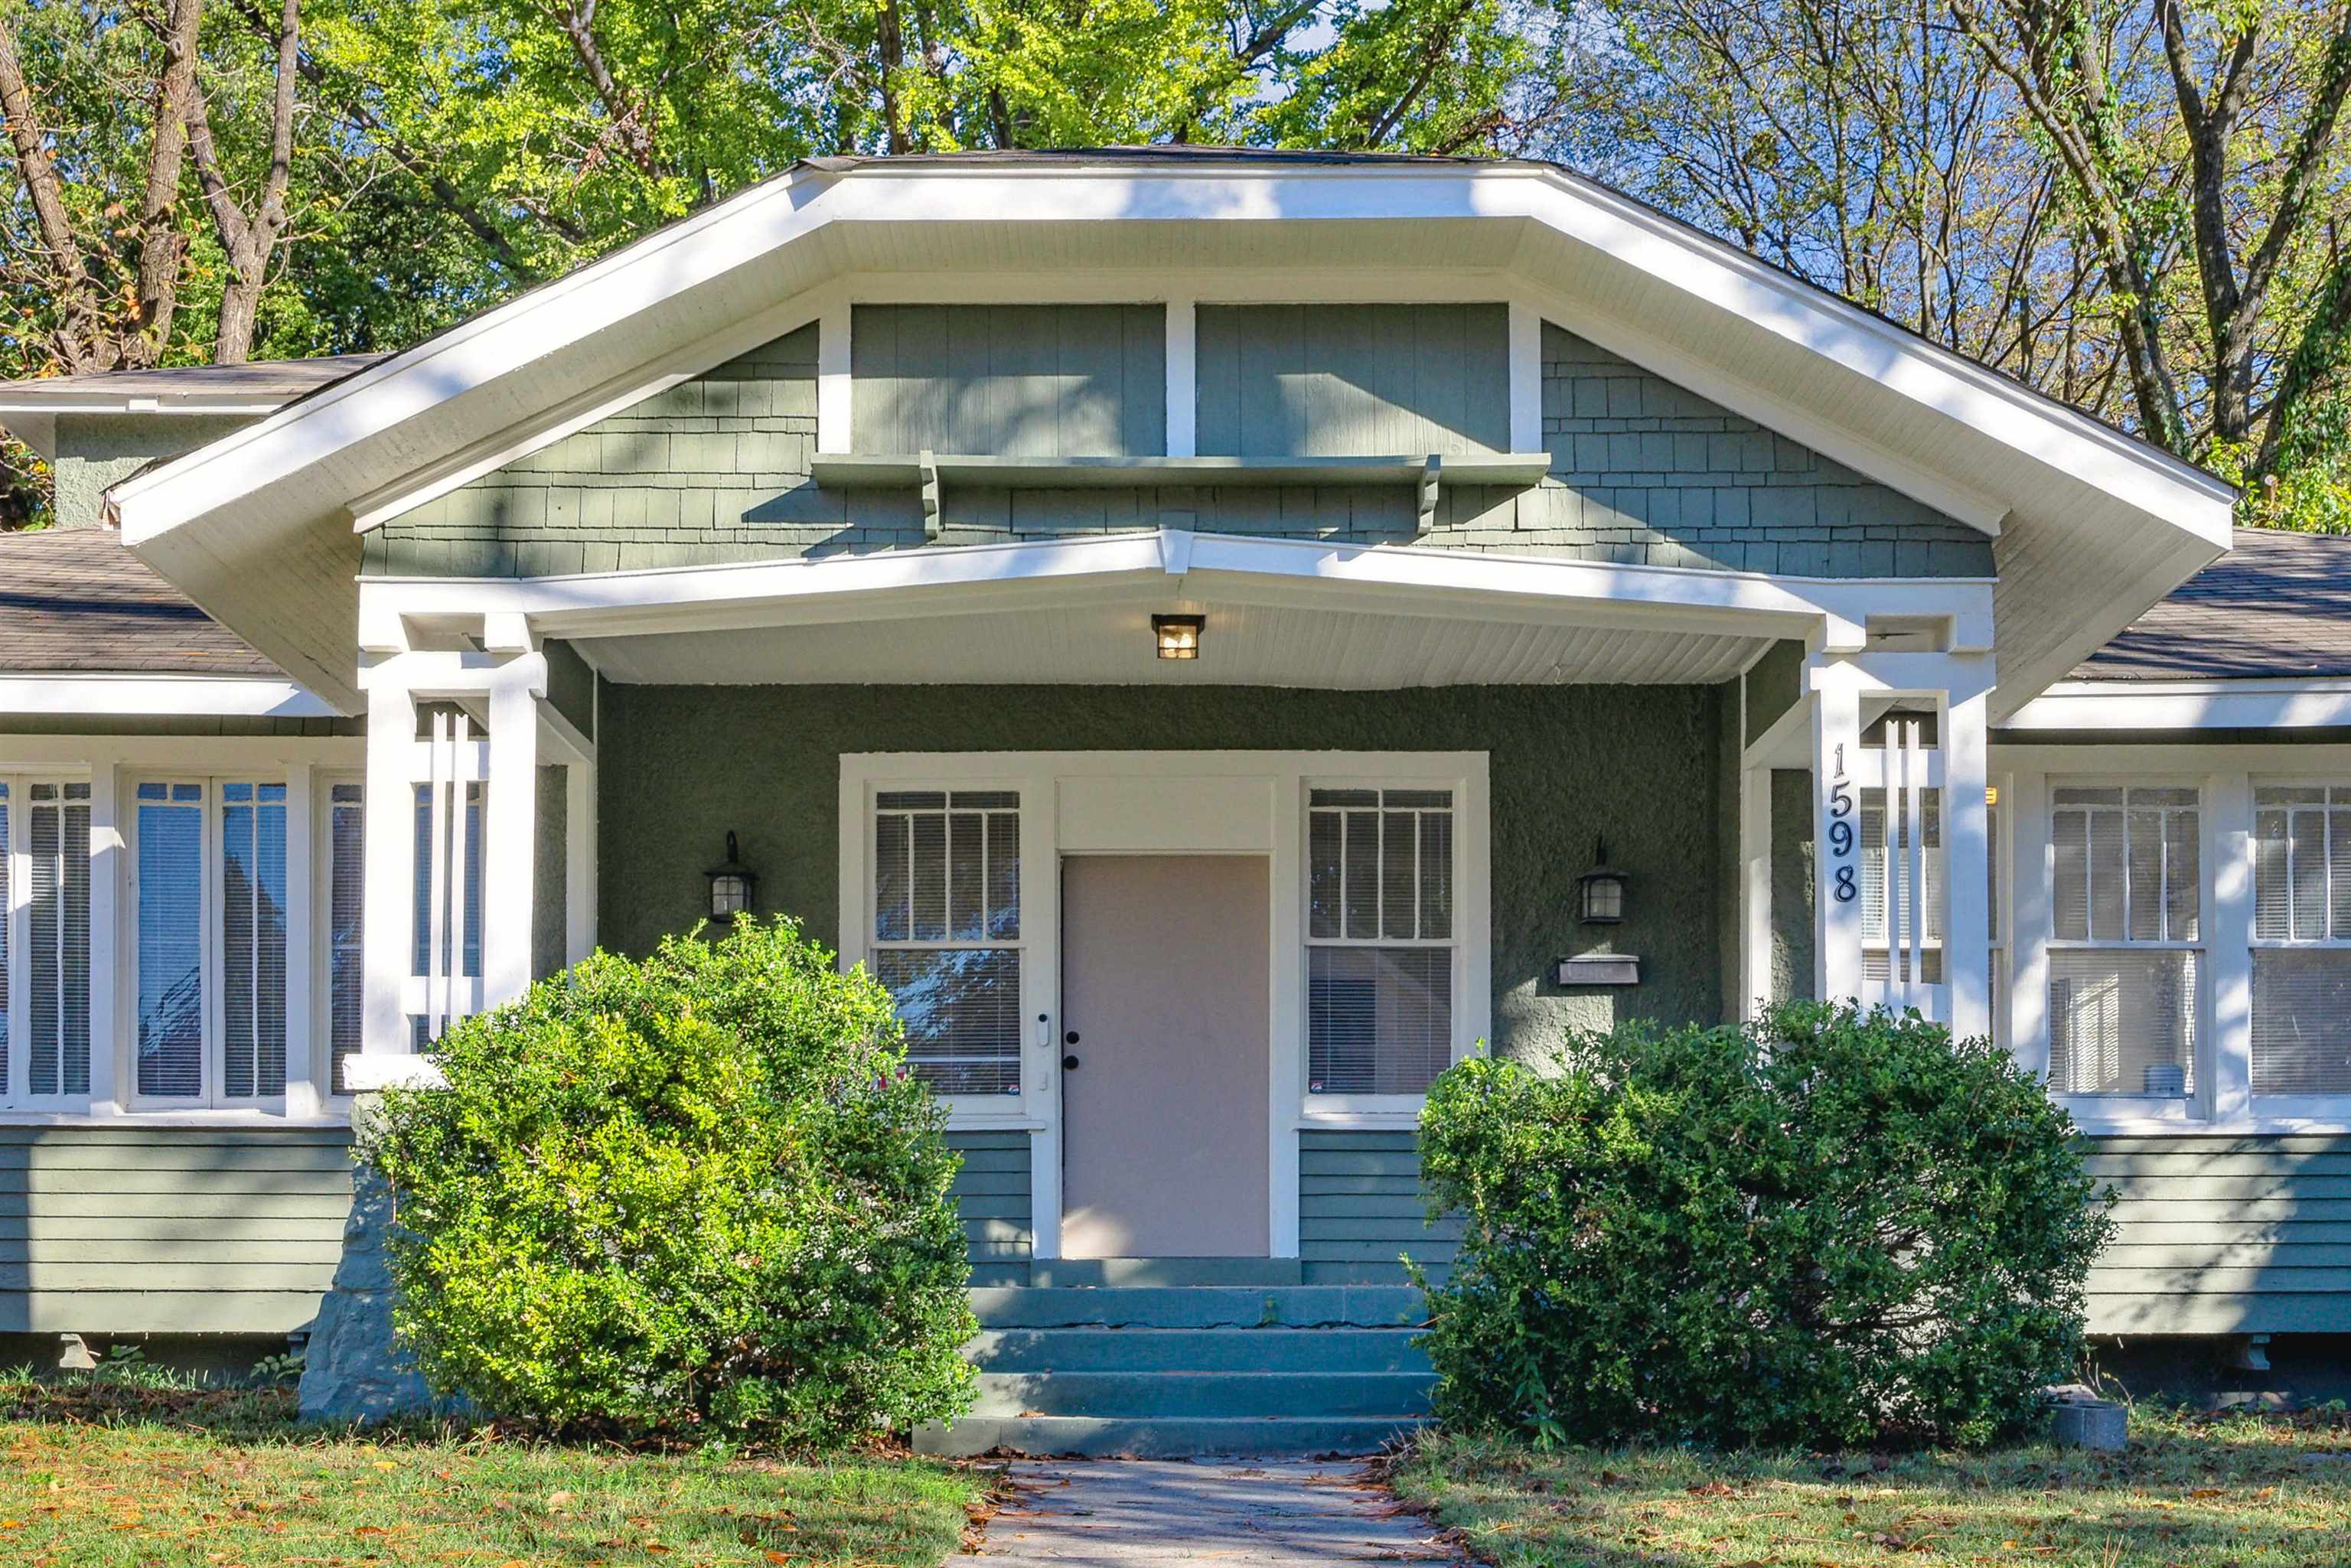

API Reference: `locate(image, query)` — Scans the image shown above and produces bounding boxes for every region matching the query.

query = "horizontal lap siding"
[949,1131,1032,1280]
[2088,1136,2351,1336]
[0,1128,353,1335]
[1299,1131,1456,1285]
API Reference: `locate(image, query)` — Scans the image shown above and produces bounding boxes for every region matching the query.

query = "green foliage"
[364,917,977,1449]
[1415,1002,2113,1450]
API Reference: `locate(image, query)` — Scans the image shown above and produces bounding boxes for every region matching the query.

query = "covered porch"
[344,526,2000,1276]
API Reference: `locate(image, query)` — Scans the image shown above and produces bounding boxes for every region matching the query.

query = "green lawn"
[0,1374,990,1568]
[1389,1409,2351,1566]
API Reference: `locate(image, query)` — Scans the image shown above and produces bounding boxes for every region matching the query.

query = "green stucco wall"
[1769,768,1815,1004]
[367,312,1991,580]
[597,682,1733,1056]
[49,414,255,529]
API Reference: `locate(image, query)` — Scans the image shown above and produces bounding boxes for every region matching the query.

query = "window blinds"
[28,782,91,1097]
[1306,787,1455,1096]
[135,783,206,1097]
[221,782,289,1099]
[330,783,365,1095]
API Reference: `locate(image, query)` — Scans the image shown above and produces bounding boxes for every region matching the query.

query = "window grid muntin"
[2045,783,2204,1100]
[1306,786,1457,1098]
[870,788,1023,1097]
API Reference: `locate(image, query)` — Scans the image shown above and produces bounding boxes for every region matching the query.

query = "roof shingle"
[2072,526,2351,682]
[0,527,282,677]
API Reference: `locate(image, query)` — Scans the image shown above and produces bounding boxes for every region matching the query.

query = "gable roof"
[0,355,385,460]
[0,527,281,677]
[94,150,2237,714]
[2072,527,2351,683]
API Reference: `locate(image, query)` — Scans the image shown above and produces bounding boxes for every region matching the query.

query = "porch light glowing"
[706,830,756,921]
[1577,836,1629,924]
[1153,613,1205,660]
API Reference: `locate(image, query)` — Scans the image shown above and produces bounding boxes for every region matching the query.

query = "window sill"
[1297,1109,1425,1130]
[2069,1115,2351,1137]
[942,1114,1046,1133]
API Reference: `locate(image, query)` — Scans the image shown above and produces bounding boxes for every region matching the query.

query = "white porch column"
[359,670,417,1064]
[1811,682,1864,1004]
[1942,667,1994,1043]
[2206,769,2256,1123]
[484,655,549,1006]
[281,761,321,1118]
[1738,761,1772,1021]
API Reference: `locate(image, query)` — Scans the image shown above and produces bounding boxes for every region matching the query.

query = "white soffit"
[107,158,2237,715]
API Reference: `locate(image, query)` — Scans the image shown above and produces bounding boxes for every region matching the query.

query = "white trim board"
[0,674,339,719]
[2004,680,2351,734]
[837,748,1492,1262]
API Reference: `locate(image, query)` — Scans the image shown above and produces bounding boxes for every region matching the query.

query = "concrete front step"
[968,1325,1431,1374]
[970,1369,1433,1420]
[1022,1257,1305,1288]
[969,1284,1427,1330]
[915,1413,1430,1459]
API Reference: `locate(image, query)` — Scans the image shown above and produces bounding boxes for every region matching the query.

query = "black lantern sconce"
[706,830,756,921]
[1577,836,1629,925]
[1153,613,1205,660]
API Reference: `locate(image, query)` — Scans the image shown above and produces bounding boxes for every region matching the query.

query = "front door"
[1059,855,1270,1257]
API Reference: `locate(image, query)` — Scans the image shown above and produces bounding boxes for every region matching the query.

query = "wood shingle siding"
[0,1127,352,1335]
[1299,1130,1459,1285]
[947,1130,1032,1284]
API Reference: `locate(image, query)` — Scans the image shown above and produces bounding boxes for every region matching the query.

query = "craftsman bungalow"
[0,148,2340,1452]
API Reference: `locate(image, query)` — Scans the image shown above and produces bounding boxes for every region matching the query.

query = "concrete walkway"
[973,1459,1463,1565]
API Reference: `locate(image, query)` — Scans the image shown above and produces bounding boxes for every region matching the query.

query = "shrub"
[364,917,977,1449]
[1416,1002,2113,1449]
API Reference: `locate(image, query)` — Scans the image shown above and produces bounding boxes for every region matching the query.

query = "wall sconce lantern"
[706,830,756,921]
[1153,613,1205,660]
[1577,836,1629,924]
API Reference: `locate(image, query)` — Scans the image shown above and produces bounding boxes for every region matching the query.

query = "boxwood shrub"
[364,917,977,1449]
[1416,1002,2111,1449]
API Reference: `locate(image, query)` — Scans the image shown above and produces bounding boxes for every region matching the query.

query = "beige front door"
[1058,855,1270,1258]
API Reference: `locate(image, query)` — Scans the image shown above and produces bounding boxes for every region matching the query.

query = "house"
[0,148,2336,1451]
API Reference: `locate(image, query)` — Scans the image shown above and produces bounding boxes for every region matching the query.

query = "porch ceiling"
[569,594,1767,687]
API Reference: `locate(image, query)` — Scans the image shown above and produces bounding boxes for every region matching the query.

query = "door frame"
[840,749,1491,1260]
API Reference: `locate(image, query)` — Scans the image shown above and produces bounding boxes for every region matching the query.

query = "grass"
[1387,1407,2351,1566]
[0,1369,992,1568]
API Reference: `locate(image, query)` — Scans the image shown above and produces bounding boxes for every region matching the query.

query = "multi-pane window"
[2047,786,2201,1097]
[26,781,92,1098]
[871,791,1023,1096]
[2250,786,2351,1097]
[1306,787,1454,1097]
[132,780,289,1102]
[328,783,365,1095]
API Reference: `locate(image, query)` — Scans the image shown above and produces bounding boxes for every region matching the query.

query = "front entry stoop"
[915,1260,1434,1458]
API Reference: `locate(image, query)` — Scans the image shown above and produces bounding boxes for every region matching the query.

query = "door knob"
[1065,1031,1081,1045]
[1062,1055,1081,1071]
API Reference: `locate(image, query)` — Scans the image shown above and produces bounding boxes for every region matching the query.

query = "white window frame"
[1,773,96,1111]
[2244,775,2351,1120]
[124,773,301,1111]
[1299,775,1471,1116]
[2040,775,2210,1121]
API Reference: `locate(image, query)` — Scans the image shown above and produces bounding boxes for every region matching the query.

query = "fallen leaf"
[765,1553,793,1566]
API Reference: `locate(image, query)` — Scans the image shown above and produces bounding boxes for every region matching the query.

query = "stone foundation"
[296,1162,442,1423]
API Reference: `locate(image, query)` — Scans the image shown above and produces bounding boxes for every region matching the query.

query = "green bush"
[1416,1002,2113,1449]
[364,917,977,1449]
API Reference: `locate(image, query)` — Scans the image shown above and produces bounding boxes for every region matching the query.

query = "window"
[328,783,364,1095]
[132,779,289,1103]
[2047,786,2201,1098]
[2250,786,2351,1097]
[870,790,1023,1096]
[23,781,92,1099]
[1306,787,1454,1097]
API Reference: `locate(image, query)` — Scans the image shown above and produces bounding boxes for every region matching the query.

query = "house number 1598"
[1826,745,1857,904]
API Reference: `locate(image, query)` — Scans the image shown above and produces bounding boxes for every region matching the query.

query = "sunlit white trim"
[2007,679,2351,733]
[0,674,337,719]
[341,1052,447,1092]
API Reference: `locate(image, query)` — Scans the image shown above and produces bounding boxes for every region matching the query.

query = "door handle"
[1062,1055,1081,1071]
